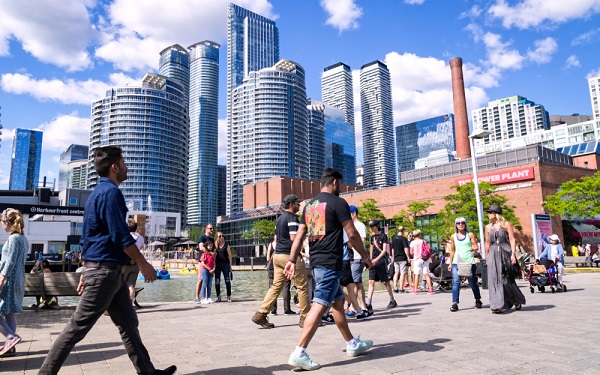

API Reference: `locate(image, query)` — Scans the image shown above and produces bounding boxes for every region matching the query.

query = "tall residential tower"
[59,144,88,191]
[588,73,600,120]
[226,3,280,214]
[187,41,220,226]
[228,60,309,214]
[360,60,396,188]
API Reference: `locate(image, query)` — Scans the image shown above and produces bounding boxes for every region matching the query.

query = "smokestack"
[449,57,471,160]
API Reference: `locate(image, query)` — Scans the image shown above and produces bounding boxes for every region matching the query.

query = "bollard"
[251,257,254,271]
[480,259,488,289]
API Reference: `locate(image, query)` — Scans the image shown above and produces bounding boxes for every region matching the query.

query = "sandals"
[514,303,522,310]
[492,309,502,314]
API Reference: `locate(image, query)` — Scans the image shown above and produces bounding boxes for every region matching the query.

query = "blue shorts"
[350,260,364,283]
[312,265,344,308]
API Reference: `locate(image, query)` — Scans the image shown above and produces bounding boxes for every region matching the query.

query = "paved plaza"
[1,272,599,374]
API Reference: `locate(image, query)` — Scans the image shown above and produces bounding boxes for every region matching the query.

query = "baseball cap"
[283,194,302,206]
[368,219,380,228]
[349,205,358,214]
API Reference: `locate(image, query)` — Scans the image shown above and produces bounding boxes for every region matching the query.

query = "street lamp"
[469,128,491,288]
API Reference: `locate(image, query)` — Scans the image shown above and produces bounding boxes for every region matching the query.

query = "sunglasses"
[207,227,214,230]
[456,222,466,225]
[218,235,223,238]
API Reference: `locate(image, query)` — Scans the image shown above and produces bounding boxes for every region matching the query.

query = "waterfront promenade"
[2,272,599,374]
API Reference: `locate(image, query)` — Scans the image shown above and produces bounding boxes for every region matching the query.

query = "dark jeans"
[451,264,481,304]
[215,263,232,298]
[38,268,155,375]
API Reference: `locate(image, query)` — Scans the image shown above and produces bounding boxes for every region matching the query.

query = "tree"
[390,201,433,237]
[185,226,203,242]
[543,171,600,219]
[434,181,521,241]
[357,198,385,225]
[242,219,276,256]
[357,198,385,247]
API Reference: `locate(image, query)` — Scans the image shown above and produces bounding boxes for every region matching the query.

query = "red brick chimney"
[449,57,471,160]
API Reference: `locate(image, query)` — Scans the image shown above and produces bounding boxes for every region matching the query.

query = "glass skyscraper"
[187,41,220,226]
[9,128,43,190]
[308,99,356,184]
[307,100,326,180]
[321,62,356,183]
[59,144,89,191]
[159,44,190,106]
[89,73,188,215]
[227,3,279,214]
[360,60,396,188]
[395,114,456,182]
[228,60,309,214]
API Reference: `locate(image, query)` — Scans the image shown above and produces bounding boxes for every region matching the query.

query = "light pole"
[469,128,491,288]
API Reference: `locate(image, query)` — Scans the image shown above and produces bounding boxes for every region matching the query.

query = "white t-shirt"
[131,232,144,251]
[351,221,367,260]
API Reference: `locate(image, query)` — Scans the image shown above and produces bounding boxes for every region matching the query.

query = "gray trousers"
[38,267,155,374]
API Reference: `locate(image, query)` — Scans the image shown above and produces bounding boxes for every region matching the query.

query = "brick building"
[229,145,597,254]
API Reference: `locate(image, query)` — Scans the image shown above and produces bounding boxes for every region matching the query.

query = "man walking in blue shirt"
[39,146,176,375]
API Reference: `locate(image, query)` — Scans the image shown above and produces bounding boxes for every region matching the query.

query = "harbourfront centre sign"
[455,166,535,186]
[0,203,85,216]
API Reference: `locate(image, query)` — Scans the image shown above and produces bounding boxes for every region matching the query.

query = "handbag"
[456,254,472,277]
[501,250,521,279]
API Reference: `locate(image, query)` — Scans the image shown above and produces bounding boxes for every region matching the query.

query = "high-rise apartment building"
[588,73,600,120]
[307,100,326,180]
[228,60,309,214]
[360,60,396,188]
[471,95,550,147]
[321,62,357,183]
[9,128,43,190]
[322,62,355,127]
[217,165,227,217]
[227,3,280,214]
[67,160,88,190]
[395,114,456,182]
[59,144,88,191]
[89,73,188,214]
[187,41,220,226]
[159,44,190,105]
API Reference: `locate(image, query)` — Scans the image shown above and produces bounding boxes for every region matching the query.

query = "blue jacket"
[539,243,564,266]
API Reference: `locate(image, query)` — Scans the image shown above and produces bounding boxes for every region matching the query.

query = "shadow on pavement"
[186,363,291,374]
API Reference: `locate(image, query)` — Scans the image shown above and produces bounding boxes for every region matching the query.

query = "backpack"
[421,241,431,261]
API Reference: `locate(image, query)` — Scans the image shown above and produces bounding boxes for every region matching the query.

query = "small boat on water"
[139,268,171,280]
[179,266,198,275]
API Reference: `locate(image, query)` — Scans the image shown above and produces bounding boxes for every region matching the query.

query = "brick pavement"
[1,273,599,374]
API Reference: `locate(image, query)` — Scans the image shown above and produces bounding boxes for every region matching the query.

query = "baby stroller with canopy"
[527,259,567,293]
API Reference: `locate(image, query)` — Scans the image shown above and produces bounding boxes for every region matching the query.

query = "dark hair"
[93,146,123,177]
[128,221,138,232]
[320,168,343,186]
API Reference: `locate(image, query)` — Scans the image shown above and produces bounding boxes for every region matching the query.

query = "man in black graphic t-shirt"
[283,168,374,371]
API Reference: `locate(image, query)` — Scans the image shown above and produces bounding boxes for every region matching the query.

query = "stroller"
[527,259,567,294]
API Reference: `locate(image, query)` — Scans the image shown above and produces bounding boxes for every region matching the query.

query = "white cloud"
[565,55,581,69]
[36,113,91,152]
[0,168,9,186]
[482,32,526,71]
[0,0,97,71]
[96,0,276,72]
[383,52,489,126]
[320,0,363,32]
[586,68,600,79]
[460,5,483,19]
[218,118,227,165]
[489,0,600,29]
[405,0,425,4]
[526,37,558,64]
[572,28,600,45]
[1,72,138,105]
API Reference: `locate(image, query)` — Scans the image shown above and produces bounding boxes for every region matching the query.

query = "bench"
[25,273,144,308]
[574,262,599,268]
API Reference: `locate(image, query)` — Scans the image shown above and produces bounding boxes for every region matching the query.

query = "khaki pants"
[258,253,310,318]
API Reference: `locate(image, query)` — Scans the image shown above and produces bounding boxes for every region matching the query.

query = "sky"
[1,0,600,190]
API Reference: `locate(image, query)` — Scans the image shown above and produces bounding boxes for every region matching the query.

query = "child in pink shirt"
[200,241,216,304]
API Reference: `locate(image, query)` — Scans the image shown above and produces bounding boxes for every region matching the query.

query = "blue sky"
[1,0,599,190]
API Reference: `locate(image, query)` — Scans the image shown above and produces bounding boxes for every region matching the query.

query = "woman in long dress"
[484,204,525,314]
[0,208,29,357]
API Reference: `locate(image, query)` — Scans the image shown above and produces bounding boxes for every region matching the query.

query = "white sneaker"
[200,299,209,305]
[207,298,215,304]
[346,336,373,357]
[288,352,321,371]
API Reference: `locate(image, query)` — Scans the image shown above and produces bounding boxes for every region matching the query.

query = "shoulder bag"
[456,253,473,277]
